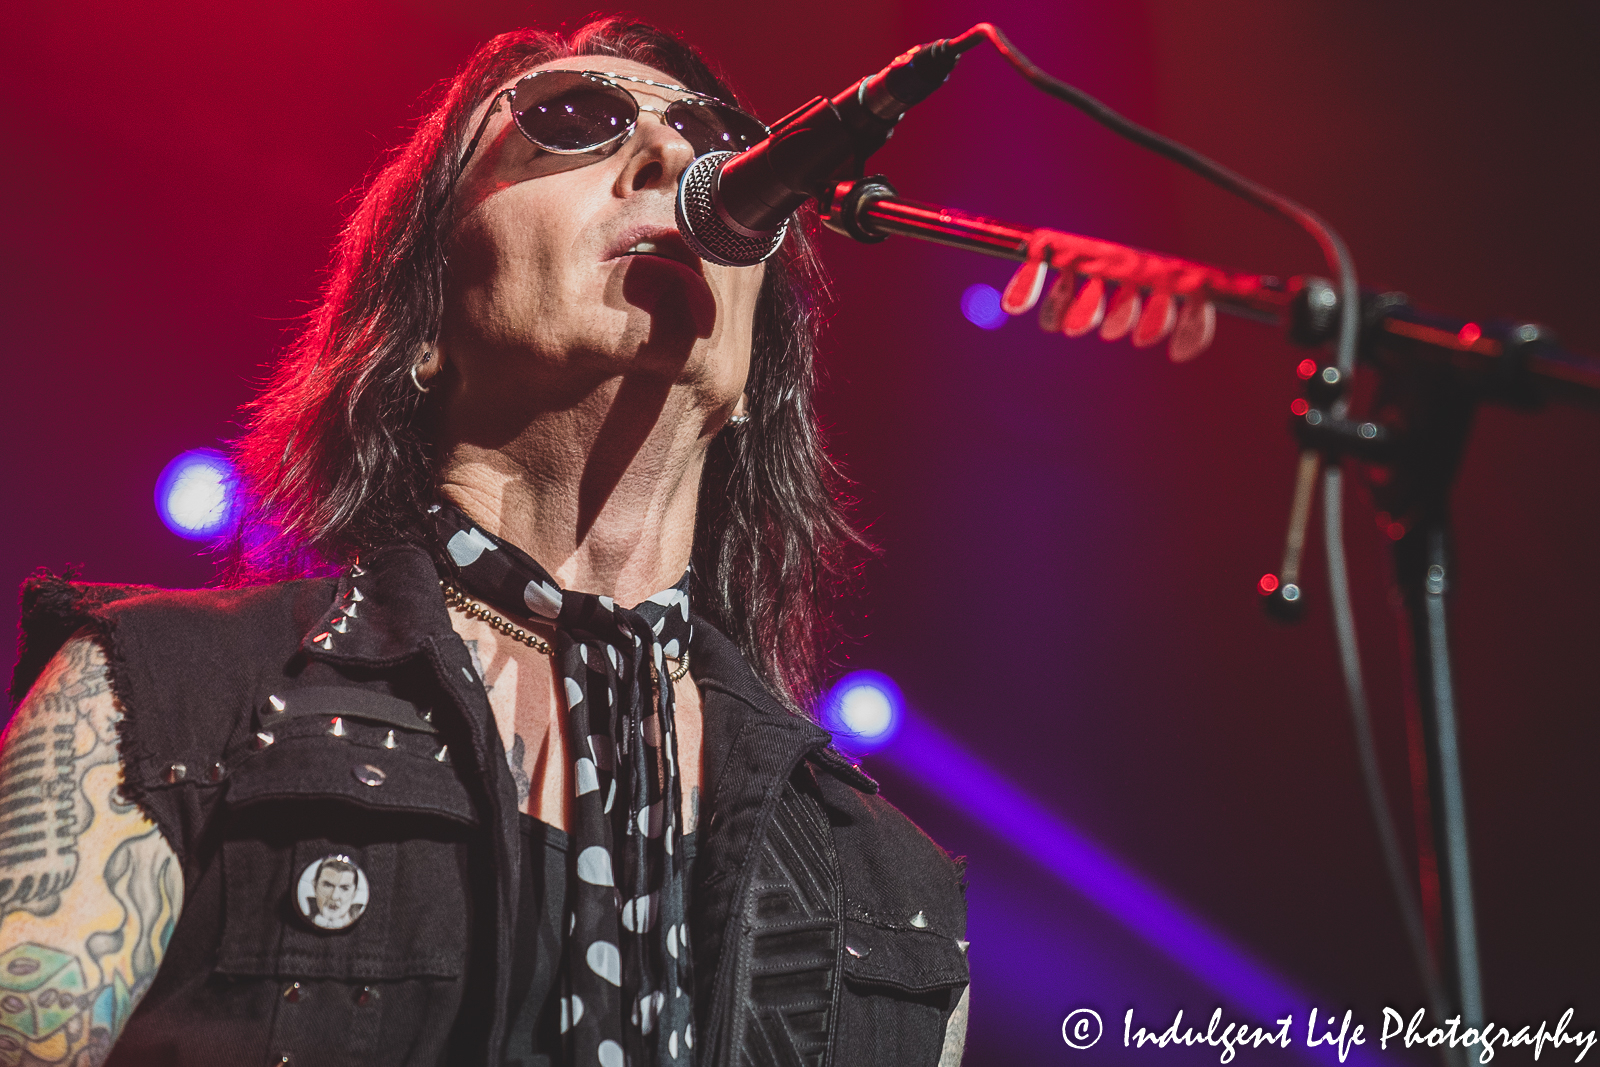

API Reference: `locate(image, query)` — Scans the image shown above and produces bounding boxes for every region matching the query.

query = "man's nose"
[614,112,696,195]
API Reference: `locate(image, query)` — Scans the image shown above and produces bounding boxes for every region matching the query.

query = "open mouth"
[613,231,703,275]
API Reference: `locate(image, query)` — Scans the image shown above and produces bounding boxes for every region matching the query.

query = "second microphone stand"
[820,173,1600,1041]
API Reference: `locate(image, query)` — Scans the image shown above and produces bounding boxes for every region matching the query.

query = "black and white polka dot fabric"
[430,503,694,1067]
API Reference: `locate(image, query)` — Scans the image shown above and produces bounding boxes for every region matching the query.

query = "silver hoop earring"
[409,362,432,394]
[726,412,749,428]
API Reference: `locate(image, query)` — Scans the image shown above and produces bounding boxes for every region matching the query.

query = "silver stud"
[434,744,449,763]
[354,985,378,1006]
[845,943,869,959]
[353,764,386,787]
[419,709,433,724]
[908,910,929,929]
[164,762,187,784]
[957,940,970,953]
[282,982,302,1003]
[276,1057,291,1066]
[382,730,397,749]
[350,564,367,577]
[328,716,348,738]
[254,730,276,749]
[209,762,226,783]
[348,587,365,602]
[330,617,350,633]
[343,601,359,619]
[314,633,333,650]
[268,694,287,713]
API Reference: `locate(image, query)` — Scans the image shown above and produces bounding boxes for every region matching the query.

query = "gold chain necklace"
[440,580,690,681]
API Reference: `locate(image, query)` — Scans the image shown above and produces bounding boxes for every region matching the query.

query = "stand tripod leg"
[1397,517,1483,1027]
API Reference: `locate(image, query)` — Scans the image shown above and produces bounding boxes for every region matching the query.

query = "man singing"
[3,17,969,1067]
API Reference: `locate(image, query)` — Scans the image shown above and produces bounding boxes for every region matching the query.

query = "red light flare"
[1258,573,1280,595]
[1457,322,1482,347]
[1378,507,1407,541]
[1290,398,1310,416]
[1297,358,1318,379]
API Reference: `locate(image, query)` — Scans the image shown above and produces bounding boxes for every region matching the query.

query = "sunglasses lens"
[665,102,769,157]
[511,73,636,153]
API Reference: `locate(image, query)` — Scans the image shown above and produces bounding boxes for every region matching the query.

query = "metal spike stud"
[328,716,348,738]
[314,632,333,650]
[343,602,359,619]
[330,617,350,633]
[382,730,397,750]
[434,744,449,763]
[908,910,929,929]
[254,730,276,749]
[209,762,227,783]
[350,564,367,577]
[268,694,287,713]
[165,763,187,784]
[347,587,365,602]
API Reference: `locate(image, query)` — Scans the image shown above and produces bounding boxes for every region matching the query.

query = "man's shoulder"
[813,760,964,885]
[11,572,336,704]
[19,570,334,624]
[94,576,335,620]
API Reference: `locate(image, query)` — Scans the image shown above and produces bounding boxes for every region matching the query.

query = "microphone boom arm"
[821,176,1600,406]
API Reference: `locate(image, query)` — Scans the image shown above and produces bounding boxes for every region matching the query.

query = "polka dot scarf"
[429,503,695,1067]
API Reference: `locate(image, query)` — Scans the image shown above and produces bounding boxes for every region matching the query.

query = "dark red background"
[4,2,1596,1062]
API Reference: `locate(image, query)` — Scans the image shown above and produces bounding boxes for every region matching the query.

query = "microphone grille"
[676,152,788,268]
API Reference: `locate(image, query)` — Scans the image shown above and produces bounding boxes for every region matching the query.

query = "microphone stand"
[822,176,1600,403]
[822,173,1600,1034]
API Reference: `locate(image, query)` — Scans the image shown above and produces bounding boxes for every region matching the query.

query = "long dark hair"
[226,18,863,711]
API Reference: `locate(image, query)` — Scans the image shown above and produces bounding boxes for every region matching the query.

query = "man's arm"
[0,633,182,1065]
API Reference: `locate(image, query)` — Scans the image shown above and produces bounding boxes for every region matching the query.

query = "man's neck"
[435,374,711,608]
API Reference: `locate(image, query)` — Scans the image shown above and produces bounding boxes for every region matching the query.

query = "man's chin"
[618,257,718,339]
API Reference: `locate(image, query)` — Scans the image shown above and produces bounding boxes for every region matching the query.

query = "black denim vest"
[11,545,969,1066]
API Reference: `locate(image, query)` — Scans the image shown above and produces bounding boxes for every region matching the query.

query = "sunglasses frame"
[450,69,769,193]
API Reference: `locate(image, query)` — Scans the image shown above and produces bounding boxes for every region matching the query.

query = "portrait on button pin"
[296,854,369,931]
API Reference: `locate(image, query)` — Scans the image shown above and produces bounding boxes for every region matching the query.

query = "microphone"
[676,38,970,267]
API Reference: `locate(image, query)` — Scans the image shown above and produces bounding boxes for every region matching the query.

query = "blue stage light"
[960,283,1007,330]
[155,450,237,540]
[878,715,1387,1063]
[821,670,904,753]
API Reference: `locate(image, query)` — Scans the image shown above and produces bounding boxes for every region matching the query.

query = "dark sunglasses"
[452,69,769,191]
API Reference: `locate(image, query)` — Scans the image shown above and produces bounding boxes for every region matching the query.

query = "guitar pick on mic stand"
[820,168,1600,1053]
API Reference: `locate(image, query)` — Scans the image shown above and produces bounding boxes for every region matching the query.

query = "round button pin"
[296,854,370,931]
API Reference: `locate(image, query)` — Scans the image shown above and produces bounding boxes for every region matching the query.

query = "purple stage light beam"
[879,710,1389,1067]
